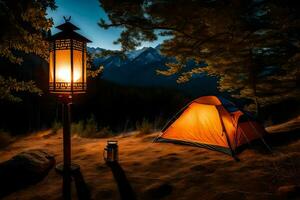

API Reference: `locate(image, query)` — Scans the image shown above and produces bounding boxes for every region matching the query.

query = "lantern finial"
[63,16,71,22]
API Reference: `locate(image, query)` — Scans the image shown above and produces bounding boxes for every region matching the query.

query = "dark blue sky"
[47,0,164,49]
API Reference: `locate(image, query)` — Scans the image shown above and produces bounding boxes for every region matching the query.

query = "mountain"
[88,46,218,96]
[88,47,105,55]
[126,47,148,60]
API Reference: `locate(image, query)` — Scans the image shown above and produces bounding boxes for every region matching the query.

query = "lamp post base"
[55,163,81,174]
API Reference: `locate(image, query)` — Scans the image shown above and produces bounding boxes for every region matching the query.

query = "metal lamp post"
[48,17,91,199]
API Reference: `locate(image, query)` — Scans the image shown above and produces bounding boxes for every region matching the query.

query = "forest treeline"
[0,0,299,135]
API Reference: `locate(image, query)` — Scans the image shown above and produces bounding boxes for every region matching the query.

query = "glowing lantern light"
[49,18,91,95]
[48,17,91,199]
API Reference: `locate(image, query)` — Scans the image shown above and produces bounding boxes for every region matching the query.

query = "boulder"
[277,185,300,199]
[0,149,55,198]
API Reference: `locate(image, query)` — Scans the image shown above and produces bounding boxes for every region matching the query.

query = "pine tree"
[99,0,300,114]
[0,0,56,102]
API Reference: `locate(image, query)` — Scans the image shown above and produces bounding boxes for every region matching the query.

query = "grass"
[135,116,165,136]
[51,120,62,134]
[71,115,114,138]
[136,118,154,135]
[52,115,166,138]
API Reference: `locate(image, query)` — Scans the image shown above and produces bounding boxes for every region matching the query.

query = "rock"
[0,149,55,198]
[277,185,300,199]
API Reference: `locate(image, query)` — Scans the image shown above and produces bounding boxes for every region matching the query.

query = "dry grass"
[135,118,154,135]
[0,117,299,200]
[71,116,114,138]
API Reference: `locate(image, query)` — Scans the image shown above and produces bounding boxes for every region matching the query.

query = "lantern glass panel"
[49,51,54,82]
[84,50,86,84]
[55,49,71,82]
[48,23,90,94]
[73,49,83,83]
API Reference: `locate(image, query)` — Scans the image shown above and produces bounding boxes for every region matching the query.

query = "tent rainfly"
[154,96,267,157]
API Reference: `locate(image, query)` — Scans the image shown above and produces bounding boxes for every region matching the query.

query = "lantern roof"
[56,21,80,31]
[49,20,92,43]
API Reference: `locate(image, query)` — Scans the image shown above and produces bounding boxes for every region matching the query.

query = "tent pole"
[216,106,239,161]
[161,102,192,132]
[154,102,192,142]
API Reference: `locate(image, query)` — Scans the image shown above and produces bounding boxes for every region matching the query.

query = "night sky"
[47,0,164,49]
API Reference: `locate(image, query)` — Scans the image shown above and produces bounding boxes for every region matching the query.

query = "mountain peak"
[87,47,105,54]
[126,47,149,60]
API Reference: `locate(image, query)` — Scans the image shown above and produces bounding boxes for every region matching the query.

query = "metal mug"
[103,140,118,162]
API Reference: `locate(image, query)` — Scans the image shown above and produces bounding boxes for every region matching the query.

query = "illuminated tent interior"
[155,96,267,156]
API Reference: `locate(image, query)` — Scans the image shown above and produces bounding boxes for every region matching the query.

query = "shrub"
[136,118,153,135]
[71,120,85,135]
[51,120,62,133]
[84,115,98,136]
[93,126,114,138]
[71,115,114,138]
[153,116,165,131]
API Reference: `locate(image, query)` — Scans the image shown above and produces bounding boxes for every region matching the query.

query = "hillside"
[0,118,300,200]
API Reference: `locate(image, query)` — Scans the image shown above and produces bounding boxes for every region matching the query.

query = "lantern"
[48,17,91,199]
[49,18,91,95]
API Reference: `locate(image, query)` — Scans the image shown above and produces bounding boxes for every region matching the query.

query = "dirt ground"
[0,117,300,200]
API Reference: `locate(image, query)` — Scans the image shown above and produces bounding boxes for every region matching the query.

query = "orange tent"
[155,96,267,156]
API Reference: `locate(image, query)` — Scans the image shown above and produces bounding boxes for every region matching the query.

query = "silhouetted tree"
[0,0,56,102]
[99,0,300,114]
[0,0,103,102]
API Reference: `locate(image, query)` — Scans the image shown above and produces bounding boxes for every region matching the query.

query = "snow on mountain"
[87,47,105,55]
[131,47,163,64]
[88,46,218,96]
[126,47,148,60]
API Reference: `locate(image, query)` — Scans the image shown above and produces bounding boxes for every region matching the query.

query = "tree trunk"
[248,55,260,117]
[254,96,260,117]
